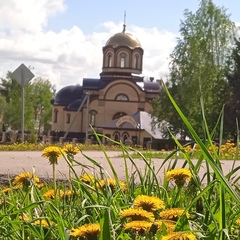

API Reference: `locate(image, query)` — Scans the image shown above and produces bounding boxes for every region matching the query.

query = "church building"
[50,24,167,149]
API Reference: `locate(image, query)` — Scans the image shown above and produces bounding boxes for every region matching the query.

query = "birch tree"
[152,0,235,138]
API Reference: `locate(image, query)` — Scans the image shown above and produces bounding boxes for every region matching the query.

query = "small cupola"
[100,24,144,80]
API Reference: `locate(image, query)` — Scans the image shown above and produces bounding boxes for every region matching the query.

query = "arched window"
[113,132,120,142]
[115,94,128,101]
[89,110,97,126]
[134,55,139,69]
[66,113,71,123]
[113,112,127,120]
[120,54,126,68]
[54,109,58,123]
[108,54,112,67]
[122,132,129,143]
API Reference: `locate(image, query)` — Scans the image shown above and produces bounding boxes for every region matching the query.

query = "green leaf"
[99,209,111,240]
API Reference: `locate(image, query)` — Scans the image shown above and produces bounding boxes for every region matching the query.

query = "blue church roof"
[52,85,83,106]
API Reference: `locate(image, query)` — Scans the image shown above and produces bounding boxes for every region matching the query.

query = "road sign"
[11,63,34,87]
[11,63,35,142]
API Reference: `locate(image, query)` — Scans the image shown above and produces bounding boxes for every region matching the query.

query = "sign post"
[12,64,34,142]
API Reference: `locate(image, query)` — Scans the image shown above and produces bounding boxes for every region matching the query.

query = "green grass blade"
[163,83,240,204]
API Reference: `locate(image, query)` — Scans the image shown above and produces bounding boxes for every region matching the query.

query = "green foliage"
[0,94,6,129]
[0,142,127,151]
[224,37,240,136]
[0,129,240,239]
[30,77,56,134]
[152,0,235,139]
[0,72,55,133]
[1,72,25,129]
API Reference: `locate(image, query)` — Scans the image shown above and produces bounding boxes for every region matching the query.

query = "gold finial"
[123,11,126,32]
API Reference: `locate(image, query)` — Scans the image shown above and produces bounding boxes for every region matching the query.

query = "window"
[105,134,111,144]
[108,54,112,67]
[113,132,120,142]
[115,94,128,101]
[122,132,129,143]
[66,113,71,123]
[89,110,97,126]
[120,55,125,67]
[134,55,139,68]
[54,109,58,123]
[113,112,127,120]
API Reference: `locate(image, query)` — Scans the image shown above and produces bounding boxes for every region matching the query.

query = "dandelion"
[63,143,80,179]
[64,189,74,198]
[184,145,192,153]
[43,189,64,199]
[62,143,80,156]
[2,187,11,194]
[124,220,152,234]
[13,172,41,190]
[80,173,95,185]
[42,146,62,196]
[161,232,196,240]
[98,178,127,192]
[165,168,192,187]
[69,223,100,240]
[19,215,30,221]
[133,195,165,212]
[98,178,115,188]
[20,216,56,228]
[160,208,190,221]
[42,146,62,165]
[154,220,176,233]
[120,208,155,222]
[236,218,240,226]
[34,219,56,228]
[35,182,44,189]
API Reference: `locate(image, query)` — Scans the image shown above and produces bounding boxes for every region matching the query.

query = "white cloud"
[130,26,177,80]
[0,0,65,32]
[0,0,177,91]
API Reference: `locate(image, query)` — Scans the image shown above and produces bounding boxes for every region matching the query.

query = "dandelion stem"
[52,162,57,200]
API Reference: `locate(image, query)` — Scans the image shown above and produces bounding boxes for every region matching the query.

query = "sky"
[0,0,240,91]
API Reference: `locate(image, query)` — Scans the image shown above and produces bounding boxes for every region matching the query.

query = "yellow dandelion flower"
[2,187,11,194]
[42,146,62,164]
[62,144,80,156]
[119,180,127,192]
[35,183,44,189]
[69,223,100,238]
[124,220,152,233]
[184,145,192,152]
[160,208,190,221]
[34,219,55,228]
[99,178,116,188]
[154,220,176,233]
[19,215,30,221]
[80,173,95,185]
[165,168,192,187]
[43,189,64,199]
[20,215,55,228]
[64,190,74,198]
[98,178,127,192]
[236,218,240,226]
[13,172,41,189]
[120,208,155,222]
[161,232,196,240]
[133,195,165,212]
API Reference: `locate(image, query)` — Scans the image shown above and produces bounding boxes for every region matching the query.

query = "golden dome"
[105,27,141,49]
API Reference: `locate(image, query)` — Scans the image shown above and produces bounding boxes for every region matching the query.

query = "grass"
[0,86,240,239]
[0,142,125,152]
[1,140,240,161]
[0,137,239,239]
